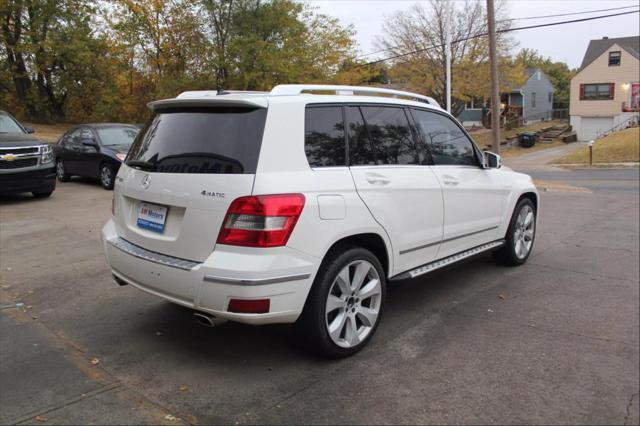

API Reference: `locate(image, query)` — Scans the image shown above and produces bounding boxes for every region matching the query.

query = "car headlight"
[41,145,54,164]
[116,153,126,162]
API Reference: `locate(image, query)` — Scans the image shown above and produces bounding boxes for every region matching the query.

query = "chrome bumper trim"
[108,237,200,271]
[203,273,311,286]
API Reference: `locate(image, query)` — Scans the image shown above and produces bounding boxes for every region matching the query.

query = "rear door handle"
[365,173,391,185]
[441,175,459,186]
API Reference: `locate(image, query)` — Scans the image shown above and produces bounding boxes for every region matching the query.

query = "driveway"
[1,173,638,425]
[503,141,587,171]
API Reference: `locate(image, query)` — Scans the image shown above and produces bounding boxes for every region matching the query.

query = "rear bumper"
[101,219,320,325]
[0,166,56,194]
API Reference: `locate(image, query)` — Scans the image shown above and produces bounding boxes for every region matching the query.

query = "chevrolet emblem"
[1,154,17,162]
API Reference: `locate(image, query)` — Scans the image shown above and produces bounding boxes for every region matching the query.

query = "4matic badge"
[201,190,225,198]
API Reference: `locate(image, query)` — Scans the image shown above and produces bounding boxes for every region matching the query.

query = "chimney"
[602,36,609,39]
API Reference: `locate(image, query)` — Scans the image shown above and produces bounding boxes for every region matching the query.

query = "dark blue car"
[54,124,139,189]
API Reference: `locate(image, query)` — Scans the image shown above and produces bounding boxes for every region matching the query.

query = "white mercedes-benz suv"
[102,85,538,357]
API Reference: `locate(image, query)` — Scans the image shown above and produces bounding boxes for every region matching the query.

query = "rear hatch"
[113,98,268,262]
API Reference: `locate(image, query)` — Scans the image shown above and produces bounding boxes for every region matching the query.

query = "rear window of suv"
[127,107,267,174]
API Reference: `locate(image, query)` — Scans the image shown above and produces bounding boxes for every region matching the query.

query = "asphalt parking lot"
[1,170,639,425]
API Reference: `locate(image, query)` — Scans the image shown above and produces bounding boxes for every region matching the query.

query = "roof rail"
[270,84,440,107]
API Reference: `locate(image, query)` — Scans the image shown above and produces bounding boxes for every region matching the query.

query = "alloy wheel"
[101,166,112,187]
[325,260,382,348]
[513,204,535,259]
[56,161,65,179]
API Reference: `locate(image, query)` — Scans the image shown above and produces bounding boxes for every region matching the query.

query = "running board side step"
[390,240,505,281]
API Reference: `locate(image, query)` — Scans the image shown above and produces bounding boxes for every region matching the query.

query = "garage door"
[578,117,613,141]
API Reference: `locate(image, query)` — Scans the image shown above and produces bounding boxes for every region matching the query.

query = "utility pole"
[445,0,452,113]
[486,0,500,154]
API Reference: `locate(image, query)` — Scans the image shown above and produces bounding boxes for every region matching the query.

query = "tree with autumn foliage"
[377,0,526,116]
[1,0,373,123]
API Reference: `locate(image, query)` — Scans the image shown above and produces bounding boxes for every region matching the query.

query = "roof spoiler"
[147,97,268,111]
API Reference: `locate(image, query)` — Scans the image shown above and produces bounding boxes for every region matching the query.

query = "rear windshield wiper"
[126,160,157,171]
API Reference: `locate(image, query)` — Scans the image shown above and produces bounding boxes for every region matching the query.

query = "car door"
[62,128,83,174]
[77,127,102,178]
[410,108,508,259]
[347,105,444,276]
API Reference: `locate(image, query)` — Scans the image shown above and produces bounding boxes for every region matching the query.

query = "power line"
[357,5,640,59]
[507,4,640,21]
[362,9,640,67]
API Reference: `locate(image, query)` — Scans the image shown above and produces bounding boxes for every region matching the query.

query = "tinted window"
[97,126,139,147]
[127,108,266,174]
[65,128,83,151]
[346,106,376,166]
[304,107,345,167]
[411,109,478,166]
[360,106,420,165]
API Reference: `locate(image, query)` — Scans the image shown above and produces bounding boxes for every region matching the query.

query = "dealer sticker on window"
[137,202,168,233]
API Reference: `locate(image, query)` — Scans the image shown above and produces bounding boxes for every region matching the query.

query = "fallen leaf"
[498,294,506,300]
[179,385,188,392]
[35,415,46,422]
[164,414,180,421]
[90,358,100,365]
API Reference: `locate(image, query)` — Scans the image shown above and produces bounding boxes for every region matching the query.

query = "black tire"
[297,245,386,358]
[32,191,53,198]
[99,163,115,190]
[493,198,536,266]
[56,159,70,182]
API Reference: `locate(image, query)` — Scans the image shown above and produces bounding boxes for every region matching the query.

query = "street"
[1,167,639,425]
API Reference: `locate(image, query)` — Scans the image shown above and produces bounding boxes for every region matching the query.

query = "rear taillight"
[217,194,305,248]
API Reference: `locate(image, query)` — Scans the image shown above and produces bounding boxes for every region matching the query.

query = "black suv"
[0,111,56,198]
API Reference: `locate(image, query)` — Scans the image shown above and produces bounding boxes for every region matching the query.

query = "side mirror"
[25,127,35,134]
[82,138,97,147]
[483,151,502,169]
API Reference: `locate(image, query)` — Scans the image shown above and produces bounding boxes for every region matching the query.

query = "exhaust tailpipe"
[193,312,227,327]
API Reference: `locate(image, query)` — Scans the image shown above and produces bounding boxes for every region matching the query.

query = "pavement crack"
[266,379,323,411]
[13,383,121,425]
[624,392,639,426]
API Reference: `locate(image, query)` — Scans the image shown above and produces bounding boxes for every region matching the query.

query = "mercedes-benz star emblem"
[141,174,151,189]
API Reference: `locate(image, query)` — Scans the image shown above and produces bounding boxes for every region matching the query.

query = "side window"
[78,128,97,152]
[80,128,94,140]
[531,92,536,108]
[345,106,376,166]
[66,128,83,151]
[360,106,420,165]
[411,109,478,166]
[304,107,345,167]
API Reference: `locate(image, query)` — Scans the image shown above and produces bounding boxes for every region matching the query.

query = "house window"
[580,83,614,100]
[608,51,621,66]
[531,92,536,108]
[548,92,552,103]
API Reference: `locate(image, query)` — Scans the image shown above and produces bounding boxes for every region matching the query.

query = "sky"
[308,0,640,69]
